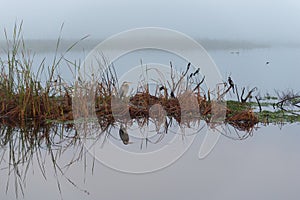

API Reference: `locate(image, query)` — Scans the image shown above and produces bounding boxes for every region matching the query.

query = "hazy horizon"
[1,0,300,43]
[2,37,299,54]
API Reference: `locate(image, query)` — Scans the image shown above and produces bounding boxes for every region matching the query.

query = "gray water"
[1,124,299,200]
[1,42,300,200]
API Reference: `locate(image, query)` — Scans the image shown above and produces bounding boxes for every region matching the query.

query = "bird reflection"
[119,125,129,145]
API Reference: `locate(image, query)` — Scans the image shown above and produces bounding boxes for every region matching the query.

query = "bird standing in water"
[119,81,131,98]
[119,125,129,145]
[228,77,235,93]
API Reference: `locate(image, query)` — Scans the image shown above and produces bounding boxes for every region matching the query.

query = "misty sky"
[1,0,300,42]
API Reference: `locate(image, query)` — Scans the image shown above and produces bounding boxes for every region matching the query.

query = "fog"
[0,0,300,44]
[1,2,300,199]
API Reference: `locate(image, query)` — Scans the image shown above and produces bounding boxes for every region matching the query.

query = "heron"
[119,125,129,145]
[119,81,132,98]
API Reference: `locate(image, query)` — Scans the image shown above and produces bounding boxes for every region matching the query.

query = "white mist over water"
[1,0,300,44]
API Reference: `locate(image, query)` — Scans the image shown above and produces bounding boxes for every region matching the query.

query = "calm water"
[1,124,299,200]
[1,44,300,200]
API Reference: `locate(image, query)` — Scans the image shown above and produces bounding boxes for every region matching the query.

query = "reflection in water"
[0,108,259,198]
[0,121,89,198]
[1,115,298,199]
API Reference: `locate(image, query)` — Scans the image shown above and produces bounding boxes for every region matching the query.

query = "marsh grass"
[1,23,300,199]
[0,23,262,133]
[0,22,89,199]
[0,23,87,125]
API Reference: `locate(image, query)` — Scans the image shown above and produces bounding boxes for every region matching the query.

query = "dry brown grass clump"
[0,23,259,132]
